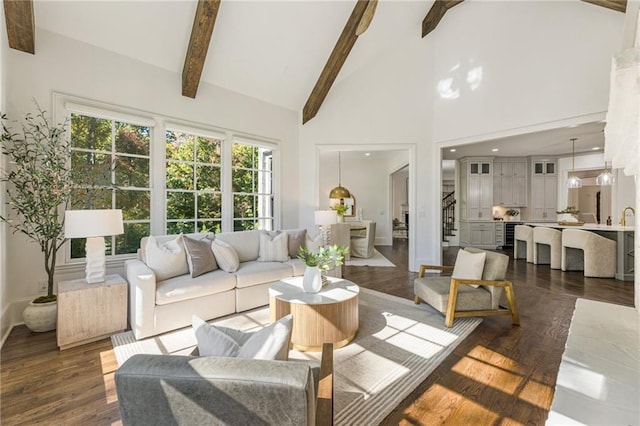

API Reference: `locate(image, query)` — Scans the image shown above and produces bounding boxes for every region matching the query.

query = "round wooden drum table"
[269,276,359,352]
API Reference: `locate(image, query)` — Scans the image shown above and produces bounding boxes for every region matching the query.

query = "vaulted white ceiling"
[31,0,620,157]
[35,0,427,111]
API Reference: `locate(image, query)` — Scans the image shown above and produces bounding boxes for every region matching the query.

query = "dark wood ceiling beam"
[3,0,35,54]
[422,0,464,38]
[303,0,374,124]
[581,0,626,13]
[182,0,221,98]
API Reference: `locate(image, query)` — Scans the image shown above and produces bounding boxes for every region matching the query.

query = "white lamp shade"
[65,209,124,238]
[314,210,337,226]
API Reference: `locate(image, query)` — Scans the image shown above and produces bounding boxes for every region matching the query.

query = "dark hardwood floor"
[1,240,634,425]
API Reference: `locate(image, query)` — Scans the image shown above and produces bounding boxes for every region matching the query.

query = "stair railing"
[442,191,456,240]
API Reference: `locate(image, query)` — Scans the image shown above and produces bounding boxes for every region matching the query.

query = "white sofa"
[125,229,308,340]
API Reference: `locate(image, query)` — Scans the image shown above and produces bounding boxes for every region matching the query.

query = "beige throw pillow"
[211,239,240,272]
[451,249,486,288]
[183,235,218,278]
[144,234,189,281]
[257,231,289,262]
[285,229,307,258]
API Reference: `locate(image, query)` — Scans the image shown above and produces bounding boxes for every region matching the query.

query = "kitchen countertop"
[524,222,635,232]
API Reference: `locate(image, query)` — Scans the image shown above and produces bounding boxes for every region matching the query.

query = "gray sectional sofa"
[125,229,309,340]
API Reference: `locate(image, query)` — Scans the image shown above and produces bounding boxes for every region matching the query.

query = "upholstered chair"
[413,247,519,328]
[533,226,562,269]
[350,221,376,258]
[514,225,534,263]
[329,223,351,260]
[561,229,616,278]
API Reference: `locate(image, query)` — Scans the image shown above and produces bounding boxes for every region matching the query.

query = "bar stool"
[561,229,616,278]
[533,227,562,269]
[514,225,533,263]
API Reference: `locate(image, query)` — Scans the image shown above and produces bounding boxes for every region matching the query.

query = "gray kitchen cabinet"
[460,222,496,248]
[530,158,557,220]
[495,222,505,247]
[460,158,493,221]
[493,159,527,206]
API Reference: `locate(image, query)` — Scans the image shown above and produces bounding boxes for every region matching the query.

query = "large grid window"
[69,113,151,258]
[165,130,223,234]
[232,142,274,231]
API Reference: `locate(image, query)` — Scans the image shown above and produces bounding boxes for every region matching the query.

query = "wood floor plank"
[0,239,634,425]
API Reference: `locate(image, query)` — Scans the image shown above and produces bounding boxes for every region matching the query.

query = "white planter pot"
[302,266,323,293]
[23,300,57,332]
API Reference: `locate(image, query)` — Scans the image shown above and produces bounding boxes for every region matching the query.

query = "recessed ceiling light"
[567,124,578,128]
[364,152,371,156]
[491,148,499,152]
[592,147,600,150]
[450,148,456,152]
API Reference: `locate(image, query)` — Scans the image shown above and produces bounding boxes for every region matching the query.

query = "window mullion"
[151,120,165,235]
[222,133,234,232]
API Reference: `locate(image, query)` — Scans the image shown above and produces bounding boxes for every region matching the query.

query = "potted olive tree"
[1,106,72,332]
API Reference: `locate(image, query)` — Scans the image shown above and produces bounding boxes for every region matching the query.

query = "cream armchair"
[413,247,519,328]
[350,221,376,258]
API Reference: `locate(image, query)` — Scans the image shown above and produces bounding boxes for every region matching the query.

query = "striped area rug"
[112,288,481,425]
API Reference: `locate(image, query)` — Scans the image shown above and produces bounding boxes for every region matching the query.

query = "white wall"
[301,1,623,270]
[3,29,299,330]
[432,1,623,144]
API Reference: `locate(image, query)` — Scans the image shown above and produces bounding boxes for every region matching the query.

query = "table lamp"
[314,210,337,247]
[65,209,124,284]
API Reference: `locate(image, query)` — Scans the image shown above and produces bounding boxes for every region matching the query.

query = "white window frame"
[52,93,281,273]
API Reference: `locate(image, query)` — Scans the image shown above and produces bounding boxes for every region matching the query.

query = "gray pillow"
[286,229,307,258]
[183,235,218,278]
[192,314,293,361]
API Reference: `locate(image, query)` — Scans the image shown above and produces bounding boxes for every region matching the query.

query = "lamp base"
[85,237,106,284]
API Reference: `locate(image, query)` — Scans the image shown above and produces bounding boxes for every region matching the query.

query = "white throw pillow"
[192,314,293,361]
[451,249,486,288]
[144,234,189,281]
[257,231,289,262]
[210,239,240,272]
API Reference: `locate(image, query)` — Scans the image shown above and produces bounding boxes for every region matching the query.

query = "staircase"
[442,191,456,247]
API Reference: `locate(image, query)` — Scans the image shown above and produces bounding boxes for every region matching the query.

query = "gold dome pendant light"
[329,152,351,199]
[566,138,582,189]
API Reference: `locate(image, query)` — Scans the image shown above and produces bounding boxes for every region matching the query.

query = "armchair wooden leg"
[504,282,520,326]
[444,281,459,328]
[414,295,420,304]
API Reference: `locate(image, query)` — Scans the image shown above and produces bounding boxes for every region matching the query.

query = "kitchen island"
[525,223,634,281]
